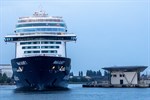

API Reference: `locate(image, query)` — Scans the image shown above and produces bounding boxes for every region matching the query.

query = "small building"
[102,66,147,86]
[0,64,13,78]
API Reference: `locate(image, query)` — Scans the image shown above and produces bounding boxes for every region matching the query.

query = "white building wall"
[111,71,138,85]
[0,65,13,78]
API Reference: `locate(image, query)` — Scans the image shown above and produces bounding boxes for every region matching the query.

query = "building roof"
[0,64,11,69]
[0,64,11,66]
[102,66,148,72]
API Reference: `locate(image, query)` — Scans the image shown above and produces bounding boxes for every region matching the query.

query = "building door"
[120,80,123,84]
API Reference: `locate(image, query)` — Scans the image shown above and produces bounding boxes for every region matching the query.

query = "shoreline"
[0,83,15,85]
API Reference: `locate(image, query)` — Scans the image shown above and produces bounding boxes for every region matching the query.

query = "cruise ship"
[4,11,76,90]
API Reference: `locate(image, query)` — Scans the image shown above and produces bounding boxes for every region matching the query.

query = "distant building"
[0,64,13,78]
[102,66,147,85]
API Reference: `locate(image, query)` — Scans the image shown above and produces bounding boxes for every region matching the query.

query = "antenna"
[38,4,43,12]
[33,5,48,17]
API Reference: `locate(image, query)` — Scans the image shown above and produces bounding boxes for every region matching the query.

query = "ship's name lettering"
[53,61,65,65]
[16,61,27,65]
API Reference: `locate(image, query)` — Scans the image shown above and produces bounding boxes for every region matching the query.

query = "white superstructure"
[5,11,76,58]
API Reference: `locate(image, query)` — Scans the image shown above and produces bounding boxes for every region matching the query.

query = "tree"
[2,73,8,83]
[79,71,81,76]
[86,70,89,76]
[80,71,83,76]
[69,72,74,76]
[93,71,96,76]
[104,71,110,77]
[0,73,2,77]
[0,73,2,83]
[6,78,11,83]
[97,70,102,76]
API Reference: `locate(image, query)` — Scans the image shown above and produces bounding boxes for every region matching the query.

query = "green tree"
[69,72,74,76]
[80,71,83,76]
[2,73,8,83]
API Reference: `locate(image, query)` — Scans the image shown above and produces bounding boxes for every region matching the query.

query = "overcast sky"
[0,0,149,75]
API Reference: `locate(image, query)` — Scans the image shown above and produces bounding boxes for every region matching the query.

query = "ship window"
[51,51,55,53]
[50,42,54,44]
[41,41,50,44]
[41,51,48,53]
[42,50,48,53]
[41,46,48,48]
[20,42,40,45]
[22,46,40,49]
[24,51,31,54]
[41,50,57,53]
[56,46,59,48]
[56,42,61,44]
[41,41,58,44]
[33,46,40,49]
[42,41,48,44]
[18,19,64,23]
[20,42,26,45]
[51,46,54,48]
[24,51,40,54]
[33,51,40,53]
[41,46,48,49]
[33,42,40,44]
[41,46,59,49]
[16,36,76,42]
[16,28,65,33]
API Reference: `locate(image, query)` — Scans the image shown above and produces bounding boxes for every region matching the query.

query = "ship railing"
[23,54,62,57]
[7,32,75,36]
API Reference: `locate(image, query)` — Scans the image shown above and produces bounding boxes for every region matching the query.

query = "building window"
[120,74,122,77]
[122,74,125,77]
[120,74,125,77]
[113,74,117,77]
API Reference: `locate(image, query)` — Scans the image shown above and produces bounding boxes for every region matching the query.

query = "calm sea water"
[0,84,150,100]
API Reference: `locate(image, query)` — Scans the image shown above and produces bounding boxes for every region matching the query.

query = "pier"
[83,66,150,88]
[82,82,150,88]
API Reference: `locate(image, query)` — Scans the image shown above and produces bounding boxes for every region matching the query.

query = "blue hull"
[11,56,71,90]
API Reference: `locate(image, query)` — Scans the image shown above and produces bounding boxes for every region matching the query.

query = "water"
[0,84,150,100]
